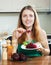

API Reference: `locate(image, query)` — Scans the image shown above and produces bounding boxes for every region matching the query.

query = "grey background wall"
[0,0,50,12]
[0,13,51,35]
[0,0,51,35]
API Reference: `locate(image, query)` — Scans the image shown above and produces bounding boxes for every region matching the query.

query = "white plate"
[21,45,38,50]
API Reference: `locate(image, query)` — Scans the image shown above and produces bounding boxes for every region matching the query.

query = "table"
[0,56,51,65]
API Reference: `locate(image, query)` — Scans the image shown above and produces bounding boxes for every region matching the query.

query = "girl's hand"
[13,28,26,39]
[35,42,44,52]
[35,42,50,55]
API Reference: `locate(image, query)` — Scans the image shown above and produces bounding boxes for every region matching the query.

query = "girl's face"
[22,9,35,28]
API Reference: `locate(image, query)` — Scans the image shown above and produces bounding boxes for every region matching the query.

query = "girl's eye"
[23,14,34,17]
[23,15,27,17]
[29,14,33,17]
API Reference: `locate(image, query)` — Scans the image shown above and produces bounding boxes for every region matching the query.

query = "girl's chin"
[25,24,32,26]
[26,26,31,28]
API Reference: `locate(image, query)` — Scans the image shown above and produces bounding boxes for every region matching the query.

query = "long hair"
[17,5,41,44]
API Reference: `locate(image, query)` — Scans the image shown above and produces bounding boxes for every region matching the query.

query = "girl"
[12,5,50,57]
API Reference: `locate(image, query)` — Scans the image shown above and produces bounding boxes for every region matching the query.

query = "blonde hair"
[17,5,41,43]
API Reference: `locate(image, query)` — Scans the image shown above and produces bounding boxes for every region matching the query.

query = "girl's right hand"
[13,28,26,39]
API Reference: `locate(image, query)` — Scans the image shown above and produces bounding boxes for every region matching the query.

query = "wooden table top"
[0,56,51,65]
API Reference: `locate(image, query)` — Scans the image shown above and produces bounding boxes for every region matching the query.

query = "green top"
[17,40,42,57]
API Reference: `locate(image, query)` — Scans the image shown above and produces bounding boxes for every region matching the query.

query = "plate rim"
[21,45,38,50]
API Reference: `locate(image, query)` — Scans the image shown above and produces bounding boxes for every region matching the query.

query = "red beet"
[11,53,20,61]
[19,53,27,61]
[26,43,37,48]
[11,53,27,61]
[33,44,37,48]
[26,30,31,33]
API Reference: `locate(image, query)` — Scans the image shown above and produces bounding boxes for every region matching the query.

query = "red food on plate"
[33,44,37,48]
[26,43,37,48]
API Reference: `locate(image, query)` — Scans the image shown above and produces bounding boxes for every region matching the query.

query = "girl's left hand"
[36,42,44,52]
[36,42,50,55]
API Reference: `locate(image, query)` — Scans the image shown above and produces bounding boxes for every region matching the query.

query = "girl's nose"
[27,16,30,20]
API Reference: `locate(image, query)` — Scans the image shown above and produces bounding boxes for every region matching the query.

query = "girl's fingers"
[37,48,42,51]
[37,47,44,53]
[14,28,26,38]
[17,28,26,33]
